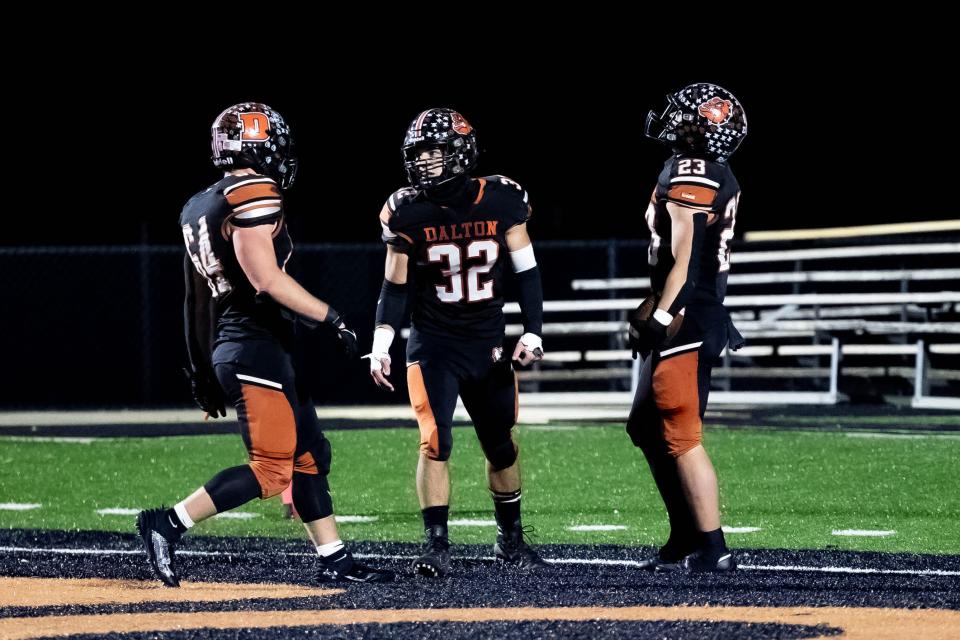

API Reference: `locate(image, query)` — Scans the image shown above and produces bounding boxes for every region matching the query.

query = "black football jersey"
[380,176,531,340]
[179,173,294,346]
[646,155,741,307]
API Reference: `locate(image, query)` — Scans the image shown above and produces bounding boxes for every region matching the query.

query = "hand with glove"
[512,332,544,367]
[183,366,227,418]
[628,296,681,360]
[325,308,358,360]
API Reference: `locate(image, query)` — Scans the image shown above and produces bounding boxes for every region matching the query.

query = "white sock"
[316,539,345,558]
[173,501,195,529]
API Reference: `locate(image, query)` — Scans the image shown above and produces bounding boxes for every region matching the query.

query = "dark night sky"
[11,30,954,247]
[3,22,956,409]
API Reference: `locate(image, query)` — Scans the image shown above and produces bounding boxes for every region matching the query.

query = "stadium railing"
[488,233,960,409]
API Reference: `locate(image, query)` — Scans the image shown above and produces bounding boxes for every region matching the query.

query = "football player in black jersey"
[136,103,392,586]
[366,109,547,577]
[627,84,747,572]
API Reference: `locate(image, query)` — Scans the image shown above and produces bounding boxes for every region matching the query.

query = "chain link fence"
[0,240,644,409]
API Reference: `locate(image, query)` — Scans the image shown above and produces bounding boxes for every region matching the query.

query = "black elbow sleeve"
[375,279,408,330]
[515,265,544,335]
[667,212,707,315]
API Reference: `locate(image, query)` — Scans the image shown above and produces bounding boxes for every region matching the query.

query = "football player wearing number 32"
[366,108,548,577]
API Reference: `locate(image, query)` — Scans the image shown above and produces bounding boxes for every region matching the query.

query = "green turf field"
[2,424,958,553]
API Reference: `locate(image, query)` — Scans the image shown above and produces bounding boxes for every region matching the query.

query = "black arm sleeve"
[515,265,544,335]
[183,253,215,372]
[666,211,707,316]
[375,279,408,330]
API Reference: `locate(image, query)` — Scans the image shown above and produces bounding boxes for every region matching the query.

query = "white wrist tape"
[653,309,674,326]
[509,244,537,273]
[372,326,395,356]
[519,332,543,352]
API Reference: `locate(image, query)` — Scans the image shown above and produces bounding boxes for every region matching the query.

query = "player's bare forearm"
[505,222,532,252]
[260,271,332,323]
[233,225,332,324]
[659,252,691,313]
[658,202,699,314]
[384,245,409,286]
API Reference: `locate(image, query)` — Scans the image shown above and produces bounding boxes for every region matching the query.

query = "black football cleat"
[318,549,394,583]
[494,526,550,571]
[413,525,451,578]
[136,508,182,587]
[638,540,698,572]
[682,549,737,573]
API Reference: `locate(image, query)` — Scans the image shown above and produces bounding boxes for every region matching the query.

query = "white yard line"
[845,432,960,440]
[335,516,379,524]
[213,512,258,520]
[2,545,957,576]
[832,529,896,537]
[0,437,96,444]
[96,508,140,516]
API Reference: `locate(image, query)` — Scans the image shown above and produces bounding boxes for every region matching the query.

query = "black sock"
[662,512,699,559]
[660,532,697,562]
[164,508,188,535]
[702,528,727,553]
[422,505,449,538]
[492,488,522,534]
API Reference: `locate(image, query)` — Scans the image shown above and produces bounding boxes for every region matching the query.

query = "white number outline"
[427,240,500,303]
[718,192,740,272]
[182,216,231,296]
[677,159,706,176]
[427,244,463,303]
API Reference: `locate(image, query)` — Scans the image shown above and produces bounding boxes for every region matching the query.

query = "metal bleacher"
[501,223,960,410]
